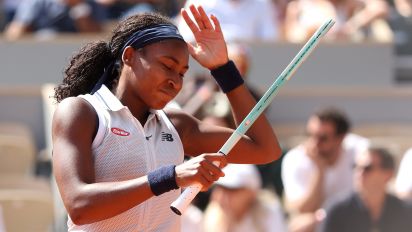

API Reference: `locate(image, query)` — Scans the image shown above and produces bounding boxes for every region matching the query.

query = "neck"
[359,190,386,221]
[115,85,150,125]
[327,147,342,166]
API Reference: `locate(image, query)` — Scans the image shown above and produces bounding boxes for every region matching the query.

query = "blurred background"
[0,0,412,231]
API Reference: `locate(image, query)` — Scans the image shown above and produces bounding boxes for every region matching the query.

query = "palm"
[181,5,228,69]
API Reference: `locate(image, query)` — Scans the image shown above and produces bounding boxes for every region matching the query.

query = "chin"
[151,100,169,110]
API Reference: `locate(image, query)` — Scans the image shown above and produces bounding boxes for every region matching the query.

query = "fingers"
[204,153,228,169]
[201,155,226,178]
[197,5,213,30]
[210,14,222,33]
[174,153,227,191]
[181,4,215,32]
[189,5,205,30]
[181,8,199,34]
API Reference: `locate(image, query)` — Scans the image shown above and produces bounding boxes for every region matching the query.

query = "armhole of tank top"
[158,110,184,155]
[79,95,107,149]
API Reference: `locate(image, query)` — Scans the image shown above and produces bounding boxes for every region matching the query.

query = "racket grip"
[171,160,222,215]
[170,184,201,215]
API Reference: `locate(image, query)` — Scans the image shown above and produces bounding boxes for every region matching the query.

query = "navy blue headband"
[121,24,184,51]
[91,24,185,94]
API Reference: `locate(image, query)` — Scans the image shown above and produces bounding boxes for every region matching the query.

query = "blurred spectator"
[0,2,4,31]
[393,0,412,17]
[94,0,156,20]
[5,0,105,40]
[0,0,25,30]
[281,107,369,232]
[203,164,287,232]
[320,147,412,232]
[386,0,412,54]
[177,0,279,42]
[395,148,412,201]
[95,0,180,19]
[178,42,262,128]
[272,0,291,40]
[182,204,204,232]
[284,0,391,42]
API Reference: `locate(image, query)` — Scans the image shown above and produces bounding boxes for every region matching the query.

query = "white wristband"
[69,3,92,19]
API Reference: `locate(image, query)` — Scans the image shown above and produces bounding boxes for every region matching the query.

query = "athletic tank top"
[68,85,184,232]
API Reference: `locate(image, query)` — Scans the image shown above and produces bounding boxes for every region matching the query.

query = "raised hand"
[181,5,229,70]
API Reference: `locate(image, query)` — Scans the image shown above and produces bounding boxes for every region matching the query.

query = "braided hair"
[54,13,174,102]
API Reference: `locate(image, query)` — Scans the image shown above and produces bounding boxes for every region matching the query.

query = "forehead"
[142,39,188,58]
[306,116,336,133]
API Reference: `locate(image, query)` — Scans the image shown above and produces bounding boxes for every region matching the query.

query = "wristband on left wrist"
[210,60,244,93]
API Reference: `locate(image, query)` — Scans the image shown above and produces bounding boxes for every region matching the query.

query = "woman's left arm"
[171,5,281,164]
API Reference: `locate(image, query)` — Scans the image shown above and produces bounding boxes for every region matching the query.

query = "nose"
[168,74,183,91]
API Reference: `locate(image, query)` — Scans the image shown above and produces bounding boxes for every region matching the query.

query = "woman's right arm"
[52,97,225,225]
[52,97,153,225]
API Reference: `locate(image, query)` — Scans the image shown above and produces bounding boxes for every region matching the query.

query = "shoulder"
[163,108,199,135]
[401,148,412,162]
[53,97,98,137]
[326,193,358,215]
[385,194,409,209]
[54,97,96,119]
[282,145,310,167]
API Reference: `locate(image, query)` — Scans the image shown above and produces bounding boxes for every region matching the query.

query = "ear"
[122,46,135,67]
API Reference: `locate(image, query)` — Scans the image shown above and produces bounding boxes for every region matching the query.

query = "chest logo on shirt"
[161,132,174,142]
[111,127,130,136]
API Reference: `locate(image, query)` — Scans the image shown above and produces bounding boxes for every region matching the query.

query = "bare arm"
[52,98,154,225]
[285,142,327,214]
[286,168,325,213]
[175,5,281,164]
[342,0,389,35]
[4,21,29,40]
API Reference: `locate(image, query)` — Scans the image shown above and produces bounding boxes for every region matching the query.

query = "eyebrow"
[162,55,189,70]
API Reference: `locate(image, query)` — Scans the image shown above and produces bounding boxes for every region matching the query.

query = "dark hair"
[314,107,350,135]
[369,147,395,170]
[54,13,174,102]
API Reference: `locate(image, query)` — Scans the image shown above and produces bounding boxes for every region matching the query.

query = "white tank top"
[68,85,184,232]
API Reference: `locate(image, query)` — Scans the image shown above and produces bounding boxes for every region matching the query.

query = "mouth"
[159,89,177,100]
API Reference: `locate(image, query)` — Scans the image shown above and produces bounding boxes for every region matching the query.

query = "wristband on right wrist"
[210,60,244,93]
[147,165,179,196]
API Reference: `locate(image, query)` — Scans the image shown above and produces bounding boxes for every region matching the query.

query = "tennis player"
[52,4,281,231]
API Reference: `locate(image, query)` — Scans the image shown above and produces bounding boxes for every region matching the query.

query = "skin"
[52,5,281,225]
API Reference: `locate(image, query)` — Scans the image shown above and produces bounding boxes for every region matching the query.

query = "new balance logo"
[161,132,174,142]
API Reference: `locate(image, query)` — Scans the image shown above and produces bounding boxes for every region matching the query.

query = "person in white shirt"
[177,0,279,43]
[395,148,412,201]
[52,4,281,231]
[281,107,369,232]
[203,164,287,232]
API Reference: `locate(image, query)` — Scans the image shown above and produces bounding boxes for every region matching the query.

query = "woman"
[52,4,281,231]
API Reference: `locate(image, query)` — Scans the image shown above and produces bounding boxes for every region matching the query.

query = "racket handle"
[170,184,201,215]
[171,160,222,215]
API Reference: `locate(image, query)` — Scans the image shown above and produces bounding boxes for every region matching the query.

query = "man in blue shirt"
[5,0,105,40]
